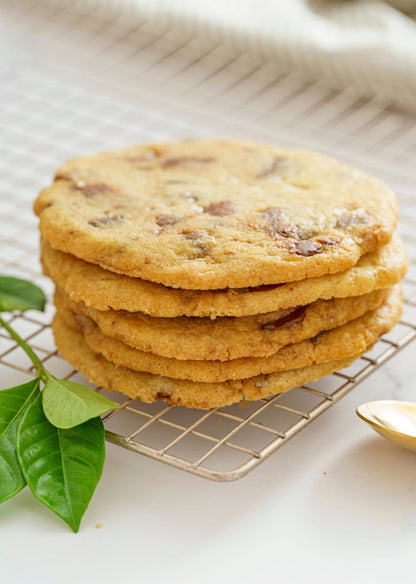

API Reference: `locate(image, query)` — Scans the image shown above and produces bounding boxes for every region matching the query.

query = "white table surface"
[1,340,416,584]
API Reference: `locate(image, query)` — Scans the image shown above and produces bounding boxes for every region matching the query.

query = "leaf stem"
[0,315,46,380]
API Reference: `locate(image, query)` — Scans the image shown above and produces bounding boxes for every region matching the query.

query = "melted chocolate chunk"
[79,183,112,198]
[289,240,323,257]
[156,215,183,227]
[88,215,122,228]
[261,306,306,330]
[160,157,214,168]
[336,211,369,228]
[256,157,288,178]
[316,237,341,245]
[203,201,234,216]
[263,208,299,239]
[265,225,299,239]
[183,230,203,240]
[156,215,182,227]
[57,172,112,198]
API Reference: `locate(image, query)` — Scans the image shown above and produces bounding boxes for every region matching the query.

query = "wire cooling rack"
[1,0,416,482]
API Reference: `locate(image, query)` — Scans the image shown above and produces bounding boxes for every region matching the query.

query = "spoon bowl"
[356,400,416,452]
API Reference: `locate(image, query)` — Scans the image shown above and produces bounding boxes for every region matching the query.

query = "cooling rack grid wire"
[1,0,415,481]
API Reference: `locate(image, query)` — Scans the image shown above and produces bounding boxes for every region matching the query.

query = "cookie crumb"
[96,523,103,529]
[88,215,122,228]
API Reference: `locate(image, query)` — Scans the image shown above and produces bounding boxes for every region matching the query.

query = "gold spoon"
[356,400,416,452]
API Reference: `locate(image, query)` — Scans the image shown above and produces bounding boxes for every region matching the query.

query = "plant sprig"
[0,276,120,532]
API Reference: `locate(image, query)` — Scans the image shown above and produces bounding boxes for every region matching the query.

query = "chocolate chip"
[203,201,233,216]
[79,183,112,198]
[88,215,122,228]
[261,306,306,330]
[183,231,203,240]
[265,225,299,239]
[289,240,323,256]
[156,215,182,226]
[160,157,214,168]
[56,169,113,197]
[336,211,369,228]
[263,208,299,239]
[256,157,288,178]
[315,237,341,245]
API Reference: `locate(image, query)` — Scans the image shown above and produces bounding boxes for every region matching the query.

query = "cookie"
[58,286,402,382]
[34,139,398,290]
[55,286,389,361]
[41,233,407,317]
[52,314,359,409]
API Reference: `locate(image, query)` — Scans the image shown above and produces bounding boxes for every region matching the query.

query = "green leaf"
[17,393,105,533]
[42,377,120,429]
[0,276,46,312]
[0,379,40,503]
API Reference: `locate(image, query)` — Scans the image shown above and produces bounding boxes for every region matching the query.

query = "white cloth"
[85,0,416,112]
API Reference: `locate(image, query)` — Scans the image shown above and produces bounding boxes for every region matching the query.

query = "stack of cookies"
[34,140,407,409]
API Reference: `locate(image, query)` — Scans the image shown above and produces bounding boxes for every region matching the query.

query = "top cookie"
[34,139,398,289]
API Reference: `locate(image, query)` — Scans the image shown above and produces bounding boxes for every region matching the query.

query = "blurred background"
[2,0,416,185]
